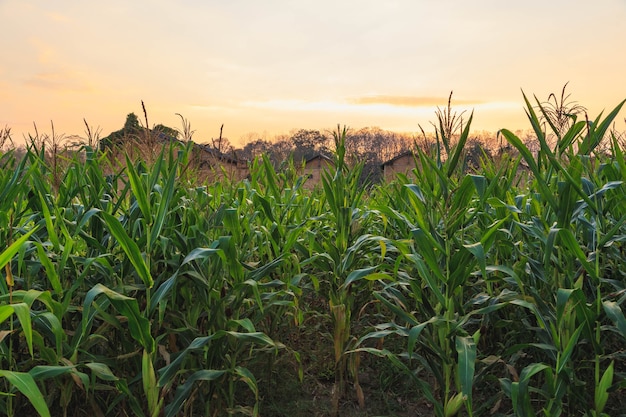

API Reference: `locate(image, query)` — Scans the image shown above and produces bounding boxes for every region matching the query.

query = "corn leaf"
[0,227,38,271]
[0,370,50,417]
[456,335,476,409]
[595,361,614,413]
[164,370,227,417]
[82,284,155,353]
[603,301,626,339]
[100,211,153,289]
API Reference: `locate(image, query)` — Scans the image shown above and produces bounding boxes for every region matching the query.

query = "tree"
[123,113,140,131]
[345,127,413,184]
[209,124,233,155]
[100,113,141,150]
[289,129,331,161]
[153,124,179,140]
[268,136,294,168]
[99,112,177,151]
[239,138,272,161]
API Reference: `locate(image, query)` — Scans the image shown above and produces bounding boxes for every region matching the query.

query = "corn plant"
[0,149,61,417]
[295,126,398,415]
[1,91,625,416]
[495,92,626,415]
[359,110,503,417]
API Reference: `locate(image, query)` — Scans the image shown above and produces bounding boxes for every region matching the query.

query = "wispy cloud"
[45,11,71,22]
[28,37,58,65]
[23,71,92,92]
[239,98,435,118]
[351,95,484,107]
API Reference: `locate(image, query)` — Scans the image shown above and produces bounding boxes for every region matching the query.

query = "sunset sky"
[2,0,626,147]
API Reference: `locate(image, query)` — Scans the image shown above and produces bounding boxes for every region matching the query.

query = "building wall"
[383,153,417,182]
[197,153,249,182]
[302,156,334,189]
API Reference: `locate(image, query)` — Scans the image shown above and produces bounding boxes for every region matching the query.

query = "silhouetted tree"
[268,136,294,168]
[345,127,412,184]
[209,124,233,155]
[239,138,272,161]
[289,129,331,161]
[124,113,140,131]
[153,124,179,140]
[100,113,177,151]
[100,113,142,150]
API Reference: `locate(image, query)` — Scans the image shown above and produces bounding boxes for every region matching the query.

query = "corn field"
[1,95,626,417]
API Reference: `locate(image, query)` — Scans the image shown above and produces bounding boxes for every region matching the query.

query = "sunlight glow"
[1,0,625,145]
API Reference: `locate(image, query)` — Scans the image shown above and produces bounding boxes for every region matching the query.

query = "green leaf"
[165,370,227,417]
[470,174,487,200]
[556,325,583,375]
[486,197,522,213]
[514,362,549,415]
[158,329,275,387]
[456,335,476,409]
[85,362,119,381]
[447,111,474,177]
[181,247,221,266]
[224,330,276,346]
[557,228,596,280]
[36,189,60,251]
[28,365,76,380]
[499,128,557,211]
[82,284,154,353]
[235,366,259,400]
[407,319,435,357]
[444,392,465,417]
[342,266,378,287]
[34,243,63,296]
[115,379,147,417]
[143,349,160,416]
[579,99,625,155]
[555,288,576,329]
[125,154,151,219]
[0,370,51,417]
[148,272,178,316]
[11,302,33,357]
[253,193,276,223]
[100,211,153,289]
[33,311,64,355]
[351,347,442,415]
[603,301,626,339]
[150,161,177,249]
[0,227,38,271]
[595,361,614,413]
[464,242,485,279]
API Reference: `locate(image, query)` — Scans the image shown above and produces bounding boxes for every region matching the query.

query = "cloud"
[239,98,435,119]
[23,71,92,92]
[28,37,57,65]
[351,95,484,107]
[45,11,71,23]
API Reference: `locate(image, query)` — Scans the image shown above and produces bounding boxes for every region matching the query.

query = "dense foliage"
[1,94,626,417]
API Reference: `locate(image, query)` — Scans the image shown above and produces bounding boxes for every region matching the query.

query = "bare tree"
[211,124,233,155]
[239,138,272,161]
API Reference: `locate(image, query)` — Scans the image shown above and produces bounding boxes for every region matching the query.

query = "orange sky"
[2,1,626,147]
